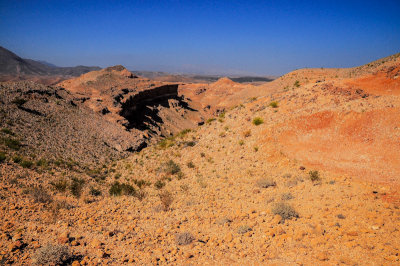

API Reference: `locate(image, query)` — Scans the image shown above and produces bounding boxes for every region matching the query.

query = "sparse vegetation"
[254,146,259,152]
[29,186,53,204]
[70,177,85,198]
[269,101,278,108]
[281,193,294,200]
[243,130,251,137]
[238,140,244,146]
[33,244,72,265]
[20,160,33,168]
[1,137,22,150]
[206,118,216,124]
[109,181,136,196]
[272,202,299,222]
[11,98,27,106]
[252,117,264,125]
[1,128,14,135]
[132,179,151,188]
[159,190,173,211]
[154,180,165,189]
[309,170,320,182]
[175,232,194,245]
[256,178,276,188]
[50,178,68,192]
[90,187,102,196]
[158,137,175,149]
[0,152,6,163]
[163,160,181,175]
[294,80,300,87]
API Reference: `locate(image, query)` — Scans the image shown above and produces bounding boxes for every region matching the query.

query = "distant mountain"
[0,46,101,76]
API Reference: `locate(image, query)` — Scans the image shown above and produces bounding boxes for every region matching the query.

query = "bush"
[90,187,101,196]
[206,118,216,124]
[33,244,72,265]
[309,170,320,182]
[187,161,195,168]
[132,179,151,188]
[109,181,136,196]
[269,101,278,108]
[175,232,194,245]
[163,160,181,175]
[1,128,14,135]
[29,186,53,204]
[252,117,264,125]
[70,178,85,198]
[158,137,175,149]
[20,160,33,168]
[238,140,244,146]
[294,80,300,88]
[36,158,48,168]
[281,193,294,200]
[2,137,21,150]
[159,190,173,211]
[272,202,299,222]
[154,180,165,190]
[12,155,22,163]
[50,179,68,192]
[256,178,276,188]
[177,129,191,138]
[0,152,6,163]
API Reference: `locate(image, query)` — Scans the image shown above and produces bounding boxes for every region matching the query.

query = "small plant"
[36,158,48,168]
[269,101,278,108]
[163,160,181,175]
[175,232,194,245]
[218,111,226,118]
[200,152,206,157]
[180,184,189,193]
[237,225,252,234]
[206,118,216,124]
[183,141,196,147]
[1,128,14,135]
[254,146,259,152]
[238,140,244,146]
[12,155,22,163]
[187,161,195,168]
[11,98,27,106]
[243,130,251,137]
[50,179,68,192]
[70,177,85,198]
[309,170,320,182]
[29,186,53,204]
[20,160,33,168]
[2,137,21,150]
[154,180,165,189]
[159,190,173,211]
[281,193,294,200]
[256,178,276,188]
[90,187,102,196]
[109,181,136,196]
[294,80,300,88]
[177,129,191,138]
[32,244,72,265]
[158,137,175,149]
[252,117,264,125]
[0,152,5,163]
[132,179,151,188]
[272,202,299,222]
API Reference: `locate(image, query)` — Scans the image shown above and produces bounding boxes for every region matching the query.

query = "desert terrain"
[0,52,400,265]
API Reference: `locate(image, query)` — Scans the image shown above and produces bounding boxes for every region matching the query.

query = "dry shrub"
[159,190,173,211]
[272,202,299,222]
[33,244,72,265]
[256,178,276,188]
[175,232,195,245]
[29,186,53,204]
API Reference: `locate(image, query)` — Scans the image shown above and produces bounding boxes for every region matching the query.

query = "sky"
[0,0,399,76]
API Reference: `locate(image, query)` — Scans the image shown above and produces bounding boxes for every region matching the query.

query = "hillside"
[0,54,399,264]
[0,46,100,84]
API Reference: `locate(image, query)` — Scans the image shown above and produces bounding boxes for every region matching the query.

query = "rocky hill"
[0,54,399,264]
[0,46,100,84]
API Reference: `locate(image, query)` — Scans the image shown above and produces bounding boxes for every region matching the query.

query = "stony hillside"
[1,54,400,265]
[0,46,100,84]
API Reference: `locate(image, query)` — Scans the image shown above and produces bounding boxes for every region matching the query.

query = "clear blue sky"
[1,0,399,75]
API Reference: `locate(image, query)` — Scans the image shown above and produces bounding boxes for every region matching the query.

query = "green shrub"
[90,187,102,196]
[0,152,5,162]
[164,160,181,175]
[154,180,165,189]
[309,170,320,182]
[177,129,191,138]
[20,160,33,168]
[50,179,68,192]
[252,117,264,125]
[2,137,22,150]
[12,155,22,163]
[187,161,195,168]
[206,118,216,124]
[158,137,175,149]
[36,158,48,168]
[132,179,151,188]
[1,128,14,135]
[109,181,136,196]
[70,177,85,198]
[294,80,300,87]
[269,101,278,108]
[238,140,244,146]
[272,202,299,222]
